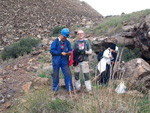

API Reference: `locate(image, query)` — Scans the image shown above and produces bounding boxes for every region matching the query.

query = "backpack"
[74,40,89,50]
[97,51,104,61]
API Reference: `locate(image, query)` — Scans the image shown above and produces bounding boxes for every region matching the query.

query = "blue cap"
[61,28,69,38]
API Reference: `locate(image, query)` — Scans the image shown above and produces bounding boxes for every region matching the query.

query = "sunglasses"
[66,34,69,37]
[77,33,84,35]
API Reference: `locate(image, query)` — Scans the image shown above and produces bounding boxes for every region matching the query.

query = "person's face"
[60,34,67,41]
[77,32,84,40]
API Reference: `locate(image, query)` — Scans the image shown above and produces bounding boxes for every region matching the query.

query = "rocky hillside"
[0,0,102,46]
[88,11,150,63]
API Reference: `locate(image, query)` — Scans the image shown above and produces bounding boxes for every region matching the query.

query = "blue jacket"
[50,38,72,66]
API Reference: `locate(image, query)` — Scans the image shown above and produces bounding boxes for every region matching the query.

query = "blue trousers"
[52,64,73,92]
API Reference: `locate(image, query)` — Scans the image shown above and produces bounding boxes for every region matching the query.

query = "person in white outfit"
[97,44,118,85]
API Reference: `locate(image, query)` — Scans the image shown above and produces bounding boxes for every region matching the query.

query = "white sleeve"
[103,49,111,59]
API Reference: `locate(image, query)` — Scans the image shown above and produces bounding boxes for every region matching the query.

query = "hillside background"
[0,0,150,112]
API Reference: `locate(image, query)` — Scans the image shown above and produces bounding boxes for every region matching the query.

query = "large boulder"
[112,34,134,48]
[123,58,150,92]
[90,36,117,53]
[119,15,150,62]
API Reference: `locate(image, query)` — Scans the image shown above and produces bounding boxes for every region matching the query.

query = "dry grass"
[7,47,150,113]
[6,47,150,113]
[93,9,150,36]
[7,83,149,113]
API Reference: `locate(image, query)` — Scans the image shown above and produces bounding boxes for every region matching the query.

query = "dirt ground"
[0,53,42,112]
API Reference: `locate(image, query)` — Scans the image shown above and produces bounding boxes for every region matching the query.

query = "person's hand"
[66,52,71,56]
[61,52,67,56]
[109,55,113,58]
[111,61,115,64]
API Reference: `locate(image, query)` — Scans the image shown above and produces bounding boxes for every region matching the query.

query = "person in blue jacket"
[50,28,73,92]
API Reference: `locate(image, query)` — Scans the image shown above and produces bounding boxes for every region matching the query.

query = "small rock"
[0,95,5,103]
[31,50,42,56]
[37,34,42,39]
[122,25,134,32]
[33,77,49,86]
[49,41,53,45]
[32,66,39,72]
[41,38,49,46]
[14,37,19,41]
[18,64,24,68]
[7,94,12,99]
[0,68,3,74]
[51,37,57,41]
[5,102,11,108]
[43,63,52,70]
[0,76,6,81]
[33,86,43,90]
[21,99,27,103]
[9,89,16,93]
[59,78,75,87]
[2,70,8,75]
[13,65,18,71]
[126,90,144,98]
[147,31,150,38]
[0,47,4,51]
[59,79,65,87]
[22,82,32,94]
[56,95,66,100]
[26,66,39,72]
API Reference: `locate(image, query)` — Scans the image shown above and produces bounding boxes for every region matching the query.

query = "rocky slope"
[90,15,150,63]
[0,0,102,46]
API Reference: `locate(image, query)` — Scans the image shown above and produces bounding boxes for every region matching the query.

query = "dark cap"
[110,44,116,50]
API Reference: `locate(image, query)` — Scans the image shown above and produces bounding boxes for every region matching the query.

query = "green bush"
[1,37,40,60]
[51,26,65,37]
[119,46,142,62]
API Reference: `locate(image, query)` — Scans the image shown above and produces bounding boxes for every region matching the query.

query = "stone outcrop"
[120,15,150,62]
[123,58,150,92]
[89,36,117,53]
[91,15,150,63]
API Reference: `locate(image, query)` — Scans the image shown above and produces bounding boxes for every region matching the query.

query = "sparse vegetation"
[9,84,149,113]
[38,55,50,63]
[10,88,74,113]
[51,26,65,37]
[5,42,149,113]
[93,9,150,36]
[72,25,81,30]
[38,71,50,78]
[118,45,142,62]
[122,47,141,62]
[1,37,40,61]
[50,98,74,112]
